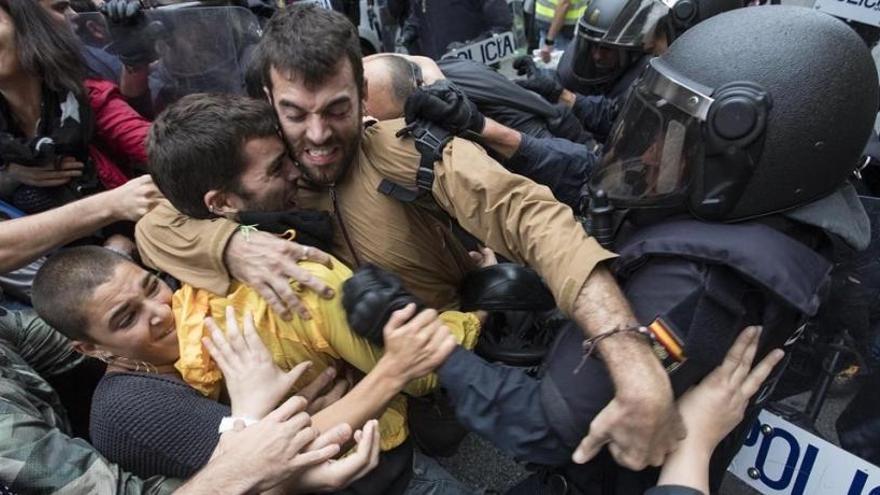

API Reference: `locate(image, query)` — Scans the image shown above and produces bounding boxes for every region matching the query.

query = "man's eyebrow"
[277,95,352,114]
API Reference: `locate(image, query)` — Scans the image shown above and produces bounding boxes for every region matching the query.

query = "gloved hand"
[403,80,485,137]
[102,0,166,67]
[342,264,425,346]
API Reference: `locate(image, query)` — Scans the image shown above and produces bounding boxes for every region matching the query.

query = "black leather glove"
[516,73,564,104]
[342,265,425,346]
[546,106,594,145]
[403,80,485,138]
[102,0,166,67]
[512,54,538,77]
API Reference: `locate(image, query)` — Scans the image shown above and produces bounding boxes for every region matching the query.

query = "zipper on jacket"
[330,186,363,267]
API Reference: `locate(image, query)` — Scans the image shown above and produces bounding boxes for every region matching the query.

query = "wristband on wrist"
[218,416,258,433]
[573,317,687,374]
[544,38,555,46]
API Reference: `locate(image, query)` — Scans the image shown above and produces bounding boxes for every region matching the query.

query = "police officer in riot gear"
[557,0,744,99]
[398,5,878,494]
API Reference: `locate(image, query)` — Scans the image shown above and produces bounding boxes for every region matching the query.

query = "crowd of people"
[0,0,878,494]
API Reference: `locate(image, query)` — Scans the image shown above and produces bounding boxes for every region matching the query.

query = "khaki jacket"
[136,119,615,316]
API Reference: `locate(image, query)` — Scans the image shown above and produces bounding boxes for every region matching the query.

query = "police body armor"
[540,215,833,494]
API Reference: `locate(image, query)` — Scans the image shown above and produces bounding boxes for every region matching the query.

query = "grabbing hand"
[515,72,564,104]
[224,229,334,320]
[572,340,685,470]
[5,158,83,187]
[539,43,553,63]
[403,80,485,136]
[382,304,457,382]
[102,0,166,66]
[296,366,352,415]
[295,419,382,492]
[468,246,498,269]
[106,174,163,222]
[203,306,312,419]
[677,326,784,451]
[212,396,339,493]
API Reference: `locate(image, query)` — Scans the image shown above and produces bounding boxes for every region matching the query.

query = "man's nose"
[305,115,332,144]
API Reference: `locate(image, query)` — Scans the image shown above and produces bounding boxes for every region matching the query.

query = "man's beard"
[299,132,361,186]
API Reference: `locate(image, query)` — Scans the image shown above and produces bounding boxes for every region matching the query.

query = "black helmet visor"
[590,58,711,207]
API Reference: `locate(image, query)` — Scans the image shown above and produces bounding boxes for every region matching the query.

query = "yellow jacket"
[172,256,481,451]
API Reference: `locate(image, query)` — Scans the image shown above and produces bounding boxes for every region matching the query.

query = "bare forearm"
[311,359,405,439]
[570,265,666,385]
[656,439,712,494]
[547,0,571,40]
[174,456,260,495]
[0,191,119,272]
[479,118,523,159]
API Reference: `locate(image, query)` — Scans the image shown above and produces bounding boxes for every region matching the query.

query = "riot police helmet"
[589,6,879,222]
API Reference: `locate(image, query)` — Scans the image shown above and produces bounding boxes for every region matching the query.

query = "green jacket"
[0,309,181,494]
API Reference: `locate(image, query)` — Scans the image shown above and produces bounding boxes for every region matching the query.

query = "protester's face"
[0,8,21,79]
[268,60,362,186]
[38,0,77,25]
[81,261,179,367]
[233,135,302,212]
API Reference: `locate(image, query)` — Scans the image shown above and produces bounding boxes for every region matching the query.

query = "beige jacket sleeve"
[135,200,239,294]
[366,120,617,316]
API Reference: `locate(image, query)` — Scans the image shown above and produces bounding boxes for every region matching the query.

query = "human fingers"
[310,377,349,413]
[572,408,613,464]
[718,325,760,378]
[223,305,249,354]
[384,303,418,332]
[241,311,270,357]
[264,395,309,423]
[57,159,85,170]
[741,349,785,398]
[286,262,335,301]
[205,317,239,369]
[284,361,314,390]
[358,420,382,478]
[297,367,337,402]
[255,281,296,322]
[299,244,333,269]
[731,326,762,385]
[400,308,440,333]
[310,423,353,451]
[202,335,233,373]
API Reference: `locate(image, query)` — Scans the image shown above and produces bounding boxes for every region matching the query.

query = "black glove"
[102,0,166,67]
[512,54,537,77]
[342,265,425,346]
[516,73,564,104]
[403,80,485,138]
[546,106,594,145]
[237,209,334,252]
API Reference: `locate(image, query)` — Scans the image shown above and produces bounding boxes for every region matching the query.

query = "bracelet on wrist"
[573,317,687,374]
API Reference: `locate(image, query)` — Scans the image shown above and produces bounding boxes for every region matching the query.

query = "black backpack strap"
[379,121,453,203]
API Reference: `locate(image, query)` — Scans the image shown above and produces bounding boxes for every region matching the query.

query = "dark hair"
[32,246,129,342]
[258,3,363,98]
[0,0,86,95]
[147,93,279,219]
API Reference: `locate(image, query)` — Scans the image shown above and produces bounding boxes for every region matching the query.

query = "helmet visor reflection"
[590,83,703,207]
